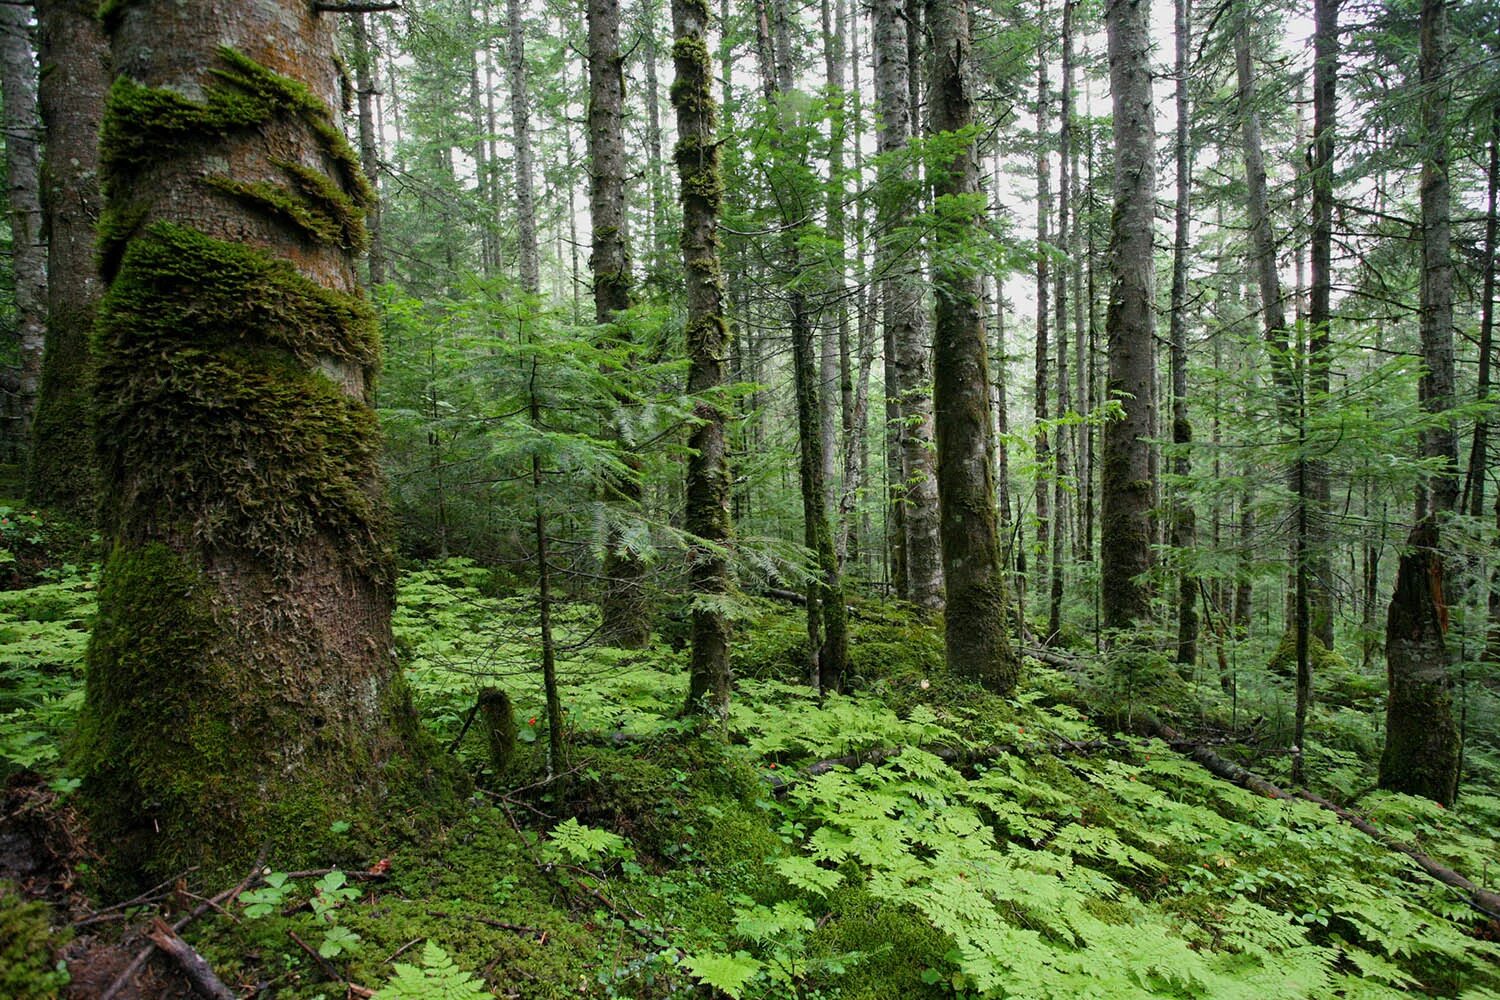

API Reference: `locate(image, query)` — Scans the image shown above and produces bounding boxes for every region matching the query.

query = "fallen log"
[1149,718,1500,922]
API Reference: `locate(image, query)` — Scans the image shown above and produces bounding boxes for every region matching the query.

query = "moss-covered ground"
[0,546,1497,998]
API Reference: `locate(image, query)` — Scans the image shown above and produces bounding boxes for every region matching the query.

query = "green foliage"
[0,884,69,999]
[375,941,490,1000]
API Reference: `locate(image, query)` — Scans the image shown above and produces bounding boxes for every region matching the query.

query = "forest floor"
[2,536,1499,997]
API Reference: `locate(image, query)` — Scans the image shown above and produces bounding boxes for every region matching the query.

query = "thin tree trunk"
[1034,19,1053,607]
[927,0,1017,693]
[350,13,385,286]
[29,0,105,514]
[673,0,733,718]
[640,0,669,278]
[507,0,540,293]
[874,0,941,610]
[590,0,651,648]
[1169,0,1197,667]
[0,1,45,451]
[1308,0,1337,652]
[1100,0,1157,633]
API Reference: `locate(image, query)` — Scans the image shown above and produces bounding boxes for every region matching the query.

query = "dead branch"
[147,918,235,1000]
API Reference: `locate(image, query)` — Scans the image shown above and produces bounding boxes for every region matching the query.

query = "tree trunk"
[1380,519,1461,804]
[1048,15,1070,644]
[1100,0,1156,633]
[1380,0,1461,803]
[927,0,1016,693]
[81,0,442,884]
[873,0,941,611]
[1034,20,1053,609]
[29,0,105,515]
[507,0,540,294]
[1169,0,1197,667]
[640,0,669,279]
[672,0,733,717]
[350,13,385,286]
[589,0,651,648]
[0,0,45,452]
[1308,0,1336,652]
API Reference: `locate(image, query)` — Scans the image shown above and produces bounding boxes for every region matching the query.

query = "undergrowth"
[1,556,1497,997]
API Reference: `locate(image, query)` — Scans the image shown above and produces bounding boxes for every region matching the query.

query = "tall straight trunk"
[1169,0,1197,667]
[0,1,45,449]
[1082,66,1097,568]
[1066,0,1088,562]
[467,7,494,278]
[873,0,941,610]
[819,0,847,518]
[1465,113,1496,523]
[29,0,105,514]
[927,0,1016,693]
[1381,0,1460,804]
[759,0,848,691]
[507,0,540,293]
[1100,0,1157,632]
[1034,21,1053,605]
[839,0,872,567]
[640,0,669,278]
[1308,0,1337,651]
[673,0,733,717]
[350,13,386,286]
[1047,0,1071,643]
[590,0,651,647]
[82,0,438,883]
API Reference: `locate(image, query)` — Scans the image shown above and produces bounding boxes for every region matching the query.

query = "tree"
[78,0,443,882]
[1379,0,1461,804]
[1168,0,1197,667]
[927,0,1017,693]
[673,0,734,717]
[349,12,386,286]
[873,0,942,612]
[1100,0,1157,632]
[0,0,45,450]
[589,0,652,648]
[29,0,106,514]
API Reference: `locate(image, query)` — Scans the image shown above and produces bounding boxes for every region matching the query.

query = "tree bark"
[673,0,734,717]
[873,0,942,612]
[506,0,540,294]
[589,0,651,648]
[1034,19,1053,609]
[81,0,441,884]
[349,13,385,286]
[0,0,45,452]
[927,0,1016,692]
[1169,0,1197,667]
[29,0,106,515]
[1100,0,1157,632]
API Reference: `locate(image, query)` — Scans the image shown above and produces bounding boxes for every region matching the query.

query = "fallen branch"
[1149,718,1500,921]
[425,909,541,936]
[148,918,235,1000]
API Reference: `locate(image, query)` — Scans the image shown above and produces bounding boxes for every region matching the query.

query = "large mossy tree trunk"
[79,0,447,887]
[672,0,734,718]
[0,1,46,454]
[926,0,1017,694]
[1100,0,1157,632]
[29,0,106,515]
[589,0,651,649]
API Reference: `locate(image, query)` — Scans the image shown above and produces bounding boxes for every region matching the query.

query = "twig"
[147,918,235,1000]
[425,909,542,936]
[288,929,345,983]
[313,1,400,12]
[100,848,269,1000]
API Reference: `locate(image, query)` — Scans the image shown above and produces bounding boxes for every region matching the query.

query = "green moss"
[97,0,137,31]
[93,221,386,575]
[206,159,369,251]
[0,884,69,999]
[99,48,373,209]
[26,300,96,518]
[1266,629,1347,682]
[807,887,949,1000]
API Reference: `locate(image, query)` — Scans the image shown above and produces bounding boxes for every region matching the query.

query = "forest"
[0,0,1498,996]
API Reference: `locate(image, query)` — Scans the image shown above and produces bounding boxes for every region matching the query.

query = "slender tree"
[873,0,942,611]
[673,0,734,716]
[1168,0,1197,666]
[350,13,385,286]
[590,0,652,647]
[80,0,440,881]
[507,0,540,293]
[29,0,106,514]
[1100,0,1157,632]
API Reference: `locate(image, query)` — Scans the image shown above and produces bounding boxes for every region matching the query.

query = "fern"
[375,941,490,1000]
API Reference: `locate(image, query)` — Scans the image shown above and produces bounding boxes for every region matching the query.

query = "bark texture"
[30,0,106,514]
[0,1,45,449]
[349,13,385,286]
[672,0,733,717]
[1169,0,1196,666]
[79,0,444,885]
[1100,0,1157,632]
[927,0,1016,692]
[507,0,540,294]
[873,0,942,612]
[589,0,651,648]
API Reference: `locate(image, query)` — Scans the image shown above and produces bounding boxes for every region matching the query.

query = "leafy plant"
[374,941,490,1000]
